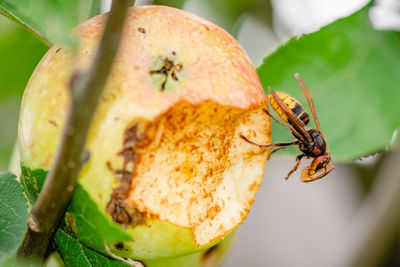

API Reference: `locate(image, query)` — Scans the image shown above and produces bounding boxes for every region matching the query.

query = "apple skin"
[142,233,235,267]
[18,5,270,263]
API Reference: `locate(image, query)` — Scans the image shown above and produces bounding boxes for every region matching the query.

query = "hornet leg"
[285,154,304,180]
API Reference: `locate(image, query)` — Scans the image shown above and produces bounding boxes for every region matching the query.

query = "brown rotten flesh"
[18,5,271,260]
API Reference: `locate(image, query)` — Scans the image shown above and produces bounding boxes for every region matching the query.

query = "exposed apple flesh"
[18,5,270,261]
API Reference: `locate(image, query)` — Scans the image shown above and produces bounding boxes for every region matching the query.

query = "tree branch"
[17,0,134,261]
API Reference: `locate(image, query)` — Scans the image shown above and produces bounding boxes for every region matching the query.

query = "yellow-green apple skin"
[18,5,271,265]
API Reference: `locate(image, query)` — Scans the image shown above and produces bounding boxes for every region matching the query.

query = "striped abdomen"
[267,92,310,126]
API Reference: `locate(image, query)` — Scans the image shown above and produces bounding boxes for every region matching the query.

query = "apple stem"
[16,0,135,262]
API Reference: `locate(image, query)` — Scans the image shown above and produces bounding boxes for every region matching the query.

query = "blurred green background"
[0,15,47,170]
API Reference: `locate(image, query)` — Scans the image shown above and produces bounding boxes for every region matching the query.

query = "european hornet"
[241,73,334,182]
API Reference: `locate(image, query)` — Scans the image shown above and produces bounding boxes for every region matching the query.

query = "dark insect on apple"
[240,73,334,183]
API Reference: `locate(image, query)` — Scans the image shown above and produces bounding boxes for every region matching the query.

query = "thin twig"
[17,0,134,261]
[343,148,400,267]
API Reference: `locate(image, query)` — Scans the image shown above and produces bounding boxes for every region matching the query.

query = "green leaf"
[20,165,130,254]
[0,17,47,170]
[54,229,129,267]
[65,184,131,254]
[0,0,103,45]
[0,172,28,266]
[257,5,400,161]
[20,165,46,204]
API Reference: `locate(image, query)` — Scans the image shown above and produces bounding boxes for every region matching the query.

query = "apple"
[18,5,271,266]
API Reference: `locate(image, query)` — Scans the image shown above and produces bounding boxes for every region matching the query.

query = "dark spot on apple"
[106,124,147,226]
[114,242,124,250]
[81,150,90,164]
[49,120,58,127]
[171,72,178,81]
[138,27,146,34]
[201,244,219,263]
[69,71,83,92]
[172,51,176,56]
[55,48,62,53]
[204,25,210,31]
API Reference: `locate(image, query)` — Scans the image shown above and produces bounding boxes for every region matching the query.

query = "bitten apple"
[18,5,271,265]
